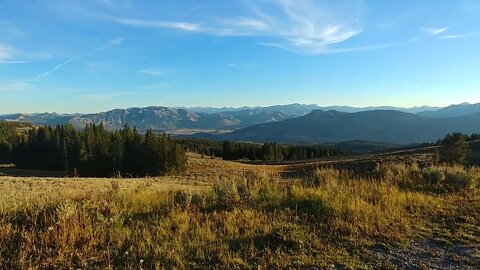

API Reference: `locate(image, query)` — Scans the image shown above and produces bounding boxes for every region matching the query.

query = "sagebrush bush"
[311,167,341,187]
[375,163,410,182]
[376,163,479,193]
[444,169,479,191]
[173,190,191,208]
[213,179,241,210]
[190,193,204,208]
[421,167,446,185]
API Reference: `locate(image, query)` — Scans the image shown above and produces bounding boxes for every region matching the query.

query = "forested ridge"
[176,138,342,161]
[0,122,186,177]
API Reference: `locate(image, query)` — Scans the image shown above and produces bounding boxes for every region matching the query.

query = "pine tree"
[439,133,469,164]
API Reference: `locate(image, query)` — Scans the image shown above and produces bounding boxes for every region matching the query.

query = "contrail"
[31,59,75,82]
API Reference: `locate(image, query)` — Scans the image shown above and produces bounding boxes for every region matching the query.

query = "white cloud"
[96,37,124,51]
[110,17,202,32]
[421,27,449,36]
[0,43,15,61]
[441,32,478,39]
[0,42,51,64]
[138,68,168,76]
[102,0,365,54]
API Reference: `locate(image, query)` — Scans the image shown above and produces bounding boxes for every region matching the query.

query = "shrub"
[311,168,341,187]
[421,168,446,185]
[213,179,241,210]
[444,169,479,191]
[402,165,479,193]
[174,190,190,208]
[375,163,410,183]
[190,193,204,208]
[236,178,253,203]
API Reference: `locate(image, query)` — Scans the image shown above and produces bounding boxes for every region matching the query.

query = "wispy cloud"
[0,43,15,61]
[138,68,168,76]
[0,42,51,64]
[137,84,170,90]
[421,27,449,36]
[0,60,30,64]
[31,59,75,82]
[303,41,405,54]
[0,19,25,39]
[441,32,478,39]
[109,17,202,31]
[96,37,124,51]
[100,0,366,54]
[182,6,202,17]
[81,91,136,100]
[0,81,34,93]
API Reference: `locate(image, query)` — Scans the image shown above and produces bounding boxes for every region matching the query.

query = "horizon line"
[1,101,479,115]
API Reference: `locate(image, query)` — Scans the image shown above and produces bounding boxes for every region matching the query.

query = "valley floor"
[0,153,479,269]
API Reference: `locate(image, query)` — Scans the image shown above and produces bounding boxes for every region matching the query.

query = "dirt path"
[364,239,480,269]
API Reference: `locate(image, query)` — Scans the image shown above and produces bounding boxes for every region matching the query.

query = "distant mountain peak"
[2,102,479,137]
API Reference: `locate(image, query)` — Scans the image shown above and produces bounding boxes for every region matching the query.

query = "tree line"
[0,122,186,177]
[469,133,480,141]
[176,138,342,161]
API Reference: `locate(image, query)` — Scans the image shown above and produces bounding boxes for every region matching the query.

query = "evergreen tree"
[0,140,12,163]
[439,133,469,164]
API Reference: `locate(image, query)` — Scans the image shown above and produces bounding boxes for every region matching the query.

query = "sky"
[1,0,480,114]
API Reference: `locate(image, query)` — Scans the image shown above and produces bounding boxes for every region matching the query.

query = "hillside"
[223,110,480,144]
[418,102,480,118]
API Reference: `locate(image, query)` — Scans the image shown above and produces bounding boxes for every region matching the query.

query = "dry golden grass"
[0,154,479,269]
[0,154,284,210]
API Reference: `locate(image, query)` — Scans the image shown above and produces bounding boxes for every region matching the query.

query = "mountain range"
[0,104,316,133]
[220,110,480,145]
[1,102,480,144]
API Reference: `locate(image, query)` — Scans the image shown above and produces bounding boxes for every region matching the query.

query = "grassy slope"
[0,154,479,269]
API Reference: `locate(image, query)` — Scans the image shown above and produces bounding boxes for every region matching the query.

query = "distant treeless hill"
[417,102,480,118]
[222,110,480,145]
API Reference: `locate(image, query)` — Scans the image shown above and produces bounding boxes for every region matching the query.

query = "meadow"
[0,154,479,269]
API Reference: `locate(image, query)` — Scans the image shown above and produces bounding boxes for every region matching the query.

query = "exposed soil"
[364,239,480,269]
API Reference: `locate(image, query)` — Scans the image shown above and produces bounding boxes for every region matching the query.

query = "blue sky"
[1,0,480,113]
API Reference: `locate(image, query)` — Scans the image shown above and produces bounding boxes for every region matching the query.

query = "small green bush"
[190,193,204,208]
[174,190,190,208]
